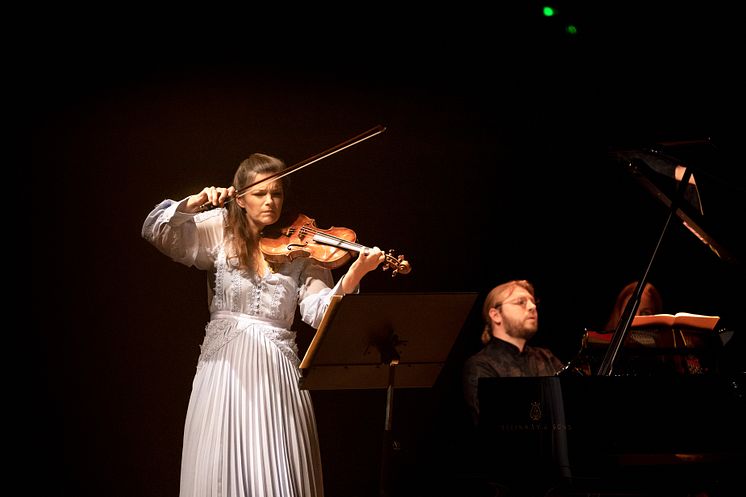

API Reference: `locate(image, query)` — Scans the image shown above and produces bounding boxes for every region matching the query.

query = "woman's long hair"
[224,153,290,272]
[603,281,663,331]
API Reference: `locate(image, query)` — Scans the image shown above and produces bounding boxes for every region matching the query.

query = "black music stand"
[299,292,478,497]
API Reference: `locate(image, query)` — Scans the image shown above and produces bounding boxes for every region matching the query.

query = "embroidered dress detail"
[199,311,299,367]
[213,248,227,310]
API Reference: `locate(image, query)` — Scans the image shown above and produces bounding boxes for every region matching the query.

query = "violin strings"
[298,225,396,259]
[285,224,398,262]
[299,226,365,250]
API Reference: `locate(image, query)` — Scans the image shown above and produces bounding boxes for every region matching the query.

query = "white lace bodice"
[142,198,348,362]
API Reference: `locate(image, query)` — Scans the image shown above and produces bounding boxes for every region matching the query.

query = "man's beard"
[503,314,538,341]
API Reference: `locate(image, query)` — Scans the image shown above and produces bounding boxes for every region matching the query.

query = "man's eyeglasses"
[494,297,539,309]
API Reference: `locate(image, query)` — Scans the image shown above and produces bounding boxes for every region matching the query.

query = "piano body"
[572,323,729,378]
[477,374,746,496]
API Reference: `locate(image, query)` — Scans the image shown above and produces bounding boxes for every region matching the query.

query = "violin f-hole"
[287,243,309,250]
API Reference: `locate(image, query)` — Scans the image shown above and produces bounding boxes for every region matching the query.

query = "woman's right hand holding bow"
[184,186,236,212]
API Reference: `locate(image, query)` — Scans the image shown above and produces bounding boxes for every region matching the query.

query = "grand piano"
[475,140,745,497]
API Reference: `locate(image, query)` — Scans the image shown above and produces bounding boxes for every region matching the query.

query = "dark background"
[32,3,744,496]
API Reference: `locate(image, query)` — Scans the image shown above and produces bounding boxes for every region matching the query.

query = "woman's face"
[238,173,284,230]
[623,287,658,316]
[637,287,658,316]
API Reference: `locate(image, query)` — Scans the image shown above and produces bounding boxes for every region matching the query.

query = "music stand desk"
[299,291,478,496]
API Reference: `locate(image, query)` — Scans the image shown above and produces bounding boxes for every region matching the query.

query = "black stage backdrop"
[31,3,744,497]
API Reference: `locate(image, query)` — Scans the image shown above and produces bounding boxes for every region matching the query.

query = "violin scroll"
[382,250,411,277]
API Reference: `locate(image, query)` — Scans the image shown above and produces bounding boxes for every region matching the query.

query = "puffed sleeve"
[141,198,225,270]
[297,262,360,329]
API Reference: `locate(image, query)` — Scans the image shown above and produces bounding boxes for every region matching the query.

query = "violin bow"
[198,125,387,212]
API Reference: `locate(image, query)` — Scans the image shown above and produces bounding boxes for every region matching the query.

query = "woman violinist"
[141,153,384,497]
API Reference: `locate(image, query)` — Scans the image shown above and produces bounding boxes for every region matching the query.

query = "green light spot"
[543,6,555,17]
[566,24,578,35]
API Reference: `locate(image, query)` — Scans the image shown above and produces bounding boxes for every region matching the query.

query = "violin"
[260,213,411,277]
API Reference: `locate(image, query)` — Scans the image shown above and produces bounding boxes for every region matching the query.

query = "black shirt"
[462,337,563,425]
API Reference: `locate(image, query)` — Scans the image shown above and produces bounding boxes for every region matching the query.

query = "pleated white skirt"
[179,322,324,497]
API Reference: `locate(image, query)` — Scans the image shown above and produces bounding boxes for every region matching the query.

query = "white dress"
[142,198,345,497]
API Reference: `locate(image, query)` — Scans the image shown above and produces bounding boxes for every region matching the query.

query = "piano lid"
[611,137,745,268]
